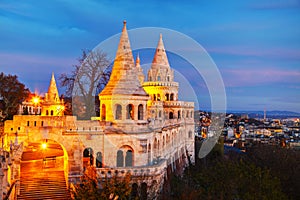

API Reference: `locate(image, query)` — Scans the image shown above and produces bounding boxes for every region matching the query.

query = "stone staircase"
[18,158,70,199]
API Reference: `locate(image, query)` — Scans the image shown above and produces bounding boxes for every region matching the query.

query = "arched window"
[141,182,147,199]
[165,93,169,101]
[154,138,158,157]
[126,104,134,120]
[117,150,124,167]
[189,131,193,138]
[96,152,103,168]
[131,183,138,199]
[153,94,156,101]
[167,76,170,82]
[157,75,161,81]
[170,93,174,101]
[169,112,174,119]
[101,104,106,121]
[125,150,133,167]
[190,111,193,118]
[148,143,151,164]
[138,104,143,120]
[115,104,122,120]
[50,110,54,116]
[159,111,162,118]
[46,110,49,116]
[157,94,161,101]
[83,148,94,169]
[178,111,181,119]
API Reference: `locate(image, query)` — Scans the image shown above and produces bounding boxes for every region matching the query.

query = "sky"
[0,0,300,112]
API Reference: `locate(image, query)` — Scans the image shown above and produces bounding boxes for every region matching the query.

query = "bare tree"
[59,49,111,119]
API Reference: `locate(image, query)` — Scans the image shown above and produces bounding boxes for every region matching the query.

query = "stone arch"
[169,111,174,119]
[83,147,94,168]
[141,182,148,199]
[178,110,181,119]
[96,151,103,168]
[126,104,134,120]
[154,138,158,157]
[20,139,70,185]
[188,130,193,139]
[165,93,169,101]
[157,93,161,101]
[157,75,161,81]
[131,183,138,199]
[117,145,134,167]
[148,143,151,164]
[125,150,133,166]
[115,104,122,120]
[170,93,174,101]
[138,104,144,120]
[116,150,124,167]
[101,104,106,121]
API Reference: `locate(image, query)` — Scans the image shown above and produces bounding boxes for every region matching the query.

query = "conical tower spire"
[114,20,135,66]
[147,34,173,82]
[152,34,170,67]
[47,72,59,102]
[135,53,144,84]
[100,21,147,96]
[136,53,140,68]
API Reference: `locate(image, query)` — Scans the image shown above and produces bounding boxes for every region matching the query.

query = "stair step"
[18,161,70,200]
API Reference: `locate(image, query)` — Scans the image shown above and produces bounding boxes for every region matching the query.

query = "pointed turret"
[152,34,170,67]
[47,73,59,102]
[100,21,147,96]
[136,53,140,68]
[136,53,144,84]
[41,73,64,116]
[147,34,174,82]
[114,20,135,66]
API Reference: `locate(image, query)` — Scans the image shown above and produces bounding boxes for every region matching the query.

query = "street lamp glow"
[41,143,47,149]
[32,97,40,104]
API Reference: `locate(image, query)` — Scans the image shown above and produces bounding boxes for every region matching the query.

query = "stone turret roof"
[151,34,170,69]
[100,21,147,96]
[147,34,174,82]
[46,73,60,103]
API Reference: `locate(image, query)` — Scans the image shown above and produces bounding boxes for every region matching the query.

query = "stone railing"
[96,159,167,179]
[143,82,179,87]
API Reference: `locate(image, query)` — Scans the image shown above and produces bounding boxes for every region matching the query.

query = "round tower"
[99,21,149,123]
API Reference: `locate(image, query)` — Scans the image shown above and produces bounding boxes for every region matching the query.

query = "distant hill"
[227,110,300,119]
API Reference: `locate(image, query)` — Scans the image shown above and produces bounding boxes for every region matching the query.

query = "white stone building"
[2,21,195,199]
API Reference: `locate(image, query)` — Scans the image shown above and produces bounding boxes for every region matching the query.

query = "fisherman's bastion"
[1,21,195,199]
